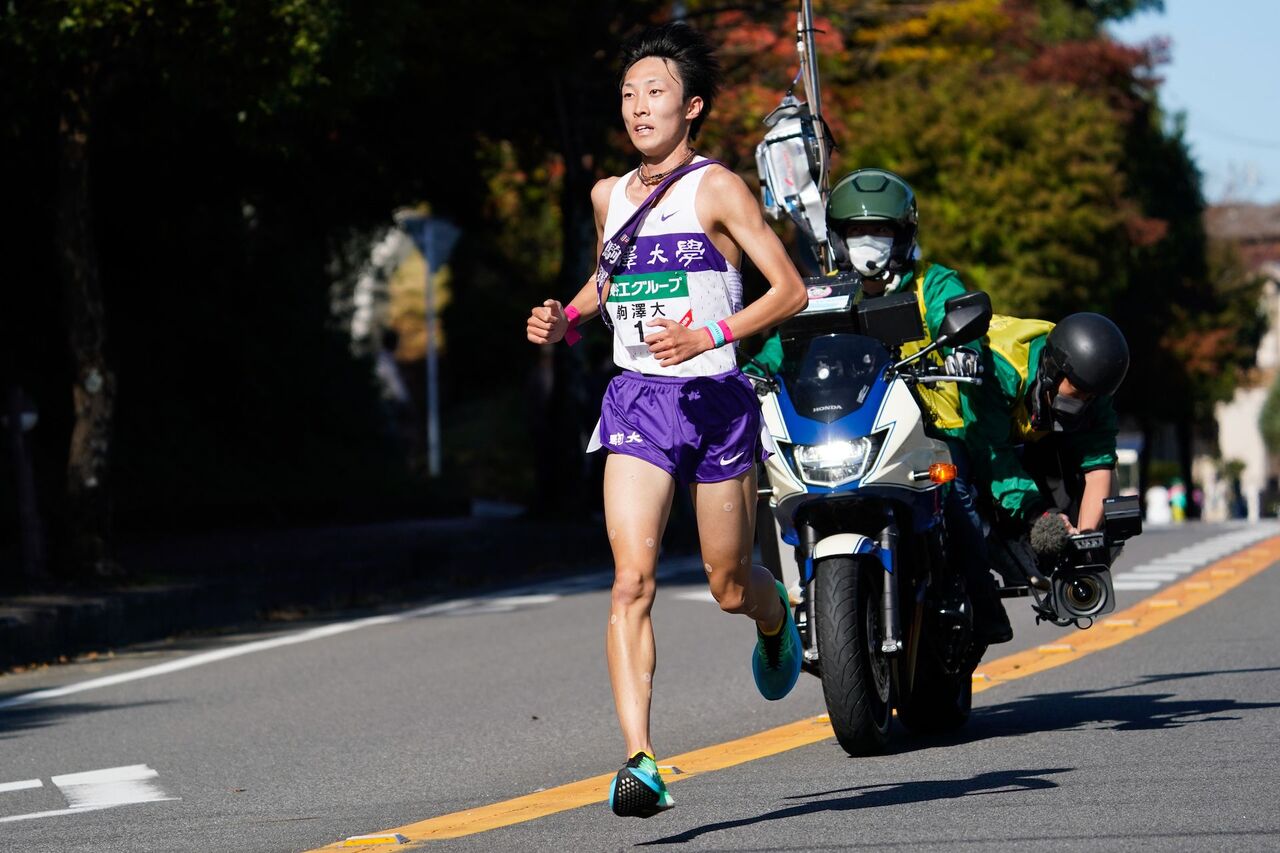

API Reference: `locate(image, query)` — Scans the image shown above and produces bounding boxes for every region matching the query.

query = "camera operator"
[960,313,1130,570]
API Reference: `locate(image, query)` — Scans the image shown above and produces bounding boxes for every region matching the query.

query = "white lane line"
[0,558,700,713]
[1116,571,1179,581]
[0,779,42,793]
[0,599,459,712]
[0,806,115,823]
[1114,581,1161,590]
[672,590,717,604]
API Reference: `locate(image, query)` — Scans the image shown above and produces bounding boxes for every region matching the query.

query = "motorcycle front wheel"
[814,556,892,756]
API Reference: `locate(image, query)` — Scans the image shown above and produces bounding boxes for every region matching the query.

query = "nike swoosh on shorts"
[719,452,744,466]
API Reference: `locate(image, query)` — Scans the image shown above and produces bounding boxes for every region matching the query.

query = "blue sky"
[1109,1,1280,204]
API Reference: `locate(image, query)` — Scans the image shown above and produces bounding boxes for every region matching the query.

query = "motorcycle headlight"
[793,437,874,486]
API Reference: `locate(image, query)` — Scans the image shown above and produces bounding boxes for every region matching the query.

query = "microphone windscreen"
[1030,512,1070,558]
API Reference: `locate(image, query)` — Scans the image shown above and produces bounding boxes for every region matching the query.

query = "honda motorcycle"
[752,276,993,755]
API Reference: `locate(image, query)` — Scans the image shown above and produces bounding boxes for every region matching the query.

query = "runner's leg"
[604,452,675,759]
[690,468,784,630]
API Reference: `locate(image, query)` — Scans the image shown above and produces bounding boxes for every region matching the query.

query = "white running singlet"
[600,158,744,377]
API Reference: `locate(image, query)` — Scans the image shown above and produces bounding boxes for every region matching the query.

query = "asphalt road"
[1,521,1278,852]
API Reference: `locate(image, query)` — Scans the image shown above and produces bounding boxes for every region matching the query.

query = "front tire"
[814,556,892,756]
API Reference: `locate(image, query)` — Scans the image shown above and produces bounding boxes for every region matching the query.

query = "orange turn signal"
[929,463,958,484]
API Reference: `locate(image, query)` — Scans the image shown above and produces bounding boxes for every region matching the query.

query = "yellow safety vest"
[900,288,965,431]
[983,314,1056,443]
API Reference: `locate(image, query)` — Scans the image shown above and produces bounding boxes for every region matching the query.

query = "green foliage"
[0,0,1253,539]
[837,65,1127,317]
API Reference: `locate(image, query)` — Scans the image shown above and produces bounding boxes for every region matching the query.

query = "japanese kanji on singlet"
[588,158,766,485]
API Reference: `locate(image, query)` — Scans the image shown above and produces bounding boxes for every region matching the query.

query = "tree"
[2,0,341,576]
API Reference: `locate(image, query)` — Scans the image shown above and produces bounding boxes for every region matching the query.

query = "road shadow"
[893,667,1280,753]
[637,767,1070,846]
[0,698,171,739]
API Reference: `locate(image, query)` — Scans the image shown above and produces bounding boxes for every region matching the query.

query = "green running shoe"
[609,752,674,818]
[752,580,802,700]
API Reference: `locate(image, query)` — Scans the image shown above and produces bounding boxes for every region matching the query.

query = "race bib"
[607,271,695,347]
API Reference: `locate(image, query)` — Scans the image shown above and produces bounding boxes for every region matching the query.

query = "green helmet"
[826,168,919,283]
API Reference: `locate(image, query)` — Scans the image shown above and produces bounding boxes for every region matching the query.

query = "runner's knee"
[612,569,655,609]
[710,578,748,614]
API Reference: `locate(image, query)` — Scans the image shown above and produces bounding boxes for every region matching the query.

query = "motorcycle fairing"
[772,362,890,448]
[804,532,894,586]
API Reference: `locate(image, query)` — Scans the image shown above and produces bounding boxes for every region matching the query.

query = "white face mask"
[844,234,894,276]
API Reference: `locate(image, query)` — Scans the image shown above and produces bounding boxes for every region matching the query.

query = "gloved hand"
[943,347,983,378]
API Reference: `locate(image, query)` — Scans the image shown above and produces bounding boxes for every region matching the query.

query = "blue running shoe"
[609,752,674,818]
[752,580,802,700]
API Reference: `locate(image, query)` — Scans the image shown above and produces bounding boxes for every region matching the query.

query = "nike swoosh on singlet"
[660,210,679,221]
[719,452,745,466]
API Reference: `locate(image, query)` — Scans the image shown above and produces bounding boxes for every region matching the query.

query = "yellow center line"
[312,534,1280,851]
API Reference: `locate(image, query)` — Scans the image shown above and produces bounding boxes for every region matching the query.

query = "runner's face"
[621,56,701,158]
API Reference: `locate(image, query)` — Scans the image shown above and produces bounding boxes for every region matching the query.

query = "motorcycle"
[752,275,993,756]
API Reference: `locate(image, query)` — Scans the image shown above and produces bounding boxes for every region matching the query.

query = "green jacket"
[959,315,1119,521]
[746,264,969,433]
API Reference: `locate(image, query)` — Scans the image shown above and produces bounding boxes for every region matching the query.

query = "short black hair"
[619,22,722,141]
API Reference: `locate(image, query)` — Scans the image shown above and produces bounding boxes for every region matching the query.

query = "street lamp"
[393,212,460,479]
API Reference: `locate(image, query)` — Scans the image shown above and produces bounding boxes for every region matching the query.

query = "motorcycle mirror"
[937,292,993,346]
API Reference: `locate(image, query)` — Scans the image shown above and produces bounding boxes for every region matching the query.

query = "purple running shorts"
[594,368,766,486]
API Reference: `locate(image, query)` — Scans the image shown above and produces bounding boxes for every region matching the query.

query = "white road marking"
[1117,571,1180,581]
[1114,580,1161,590]
[0,779,42,793]
[0,764,176,824]
[0,557,708,713]
[672,590,717,604]
[52,765,176,810]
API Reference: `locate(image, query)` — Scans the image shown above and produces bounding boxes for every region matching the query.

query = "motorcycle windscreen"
[782,334,890,424]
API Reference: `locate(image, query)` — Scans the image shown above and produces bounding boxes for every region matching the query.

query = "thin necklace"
[638,147,696,187]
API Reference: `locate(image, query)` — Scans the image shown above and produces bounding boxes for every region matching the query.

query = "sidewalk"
[0,512,622,672]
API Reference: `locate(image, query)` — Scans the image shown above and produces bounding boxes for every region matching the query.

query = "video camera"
[1035,495,1142,627]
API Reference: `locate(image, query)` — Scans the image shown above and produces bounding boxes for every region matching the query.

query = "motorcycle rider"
[748,168,1013,644]
[959,312,1129,551]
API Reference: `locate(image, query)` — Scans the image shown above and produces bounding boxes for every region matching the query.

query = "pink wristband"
[716,319,735,344]
[563,305,582,346]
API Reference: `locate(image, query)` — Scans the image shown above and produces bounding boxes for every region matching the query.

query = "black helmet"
[826,168,918,283]
[1031,313,1129,432]
[1041,313,1130,397]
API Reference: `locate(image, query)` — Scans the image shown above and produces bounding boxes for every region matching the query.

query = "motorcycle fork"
[879,521,903,656]
[798,522,820,667]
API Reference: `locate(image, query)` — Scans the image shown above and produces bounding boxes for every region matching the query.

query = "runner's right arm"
[527,178,615,345]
